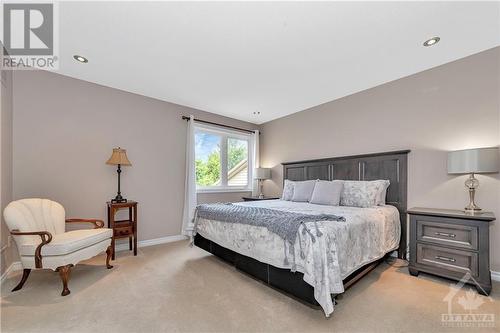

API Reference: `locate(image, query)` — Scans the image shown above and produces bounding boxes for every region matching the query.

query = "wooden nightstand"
[107,201,138,260]
[242,196,280,201]
[408,207,495,295]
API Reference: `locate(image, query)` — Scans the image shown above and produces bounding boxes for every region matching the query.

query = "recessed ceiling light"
[423,37,440,47]
[73,55,88,63]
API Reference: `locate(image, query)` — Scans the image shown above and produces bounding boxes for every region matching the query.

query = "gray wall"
[12,71,257,243]
[260,47,500,271]
[1,64,18,275]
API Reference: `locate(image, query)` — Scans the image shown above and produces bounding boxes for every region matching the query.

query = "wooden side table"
[107,201,138,260]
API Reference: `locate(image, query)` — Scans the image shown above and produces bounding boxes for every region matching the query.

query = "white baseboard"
[1,261,22,284]
[115,234,187,252]
[491,270,500,282]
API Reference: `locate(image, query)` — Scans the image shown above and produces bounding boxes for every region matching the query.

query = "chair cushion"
[19,228,113,256]
[19,239,112,270]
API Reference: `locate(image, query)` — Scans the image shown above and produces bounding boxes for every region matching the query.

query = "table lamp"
[254,168,271,199]
[448,147,499,212]
[106,147,132,203]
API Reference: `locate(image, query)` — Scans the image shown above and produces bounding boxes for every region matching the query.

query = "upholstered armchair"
[3,198,113,296]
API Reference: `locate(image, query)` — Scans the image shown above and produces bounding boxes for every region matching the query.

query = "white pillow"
[309,180,343,206]
[282,179,295,201]
[291,180,317,202]
[340,180,389,208]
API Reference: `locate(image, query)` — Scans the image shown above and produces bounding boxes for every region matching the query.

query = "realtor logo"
[441,272,495,328]
[1,1,59,69]
[3,3,53,55]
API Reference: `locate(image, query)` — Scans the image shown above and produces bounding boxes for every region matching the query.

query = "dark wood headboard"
[282,149,410,259]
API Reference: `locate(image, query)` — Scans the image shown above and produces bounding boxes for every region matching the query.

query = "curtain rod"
[181,116,256,134]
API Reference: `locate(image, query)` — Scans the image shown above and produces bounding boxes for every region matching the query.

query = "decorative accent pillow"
[309,180,343,206]
[340,180,389,208]
[375,180,390,205]
[291,180,318,202]
[281,179,295,201]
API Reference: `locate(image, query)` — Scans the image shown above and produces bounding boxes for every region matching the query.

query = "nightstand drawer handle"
[435,232,456,238]
[435,255,456,263]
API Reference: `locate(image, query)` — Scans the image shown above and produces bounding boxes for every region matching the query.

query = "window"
[194,124,254,192]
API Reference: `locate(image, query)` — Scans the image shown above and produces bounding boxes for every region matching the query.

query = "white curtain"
[182,115,197,235]
[251,130,260,196]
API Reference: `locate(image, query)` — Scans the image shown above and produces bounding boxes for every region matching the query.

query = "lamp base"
[112,165,128,203]
[464,173,481,213]
[464,205,481,213]
[111,193,127,203]
[258,179,265,199]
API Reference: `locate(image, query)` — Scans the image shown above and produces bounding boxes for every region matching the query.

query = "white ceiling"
[55,1,500,124]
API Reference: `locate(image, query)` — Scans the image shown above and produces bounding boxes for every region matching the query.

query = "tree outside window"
[194,128,252,190]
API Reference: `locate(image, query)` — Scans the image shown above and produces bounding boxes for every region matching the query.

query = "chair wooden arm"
[65,218,105,229]
[10,230,52,268]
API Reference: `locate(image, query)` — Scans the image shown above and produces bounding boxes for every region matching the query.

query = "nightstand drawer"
[416,243,478,277]
[114,226,133,238]
[416,218,478,250]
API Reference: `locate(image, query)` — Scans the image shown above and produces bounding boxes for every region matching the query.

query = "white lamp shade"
[254,167,271,180]
[448,147,500,174]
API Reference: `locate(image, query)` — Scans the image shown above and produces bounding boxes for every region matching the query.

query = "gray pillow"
[309,180,343,206]
[281,179,295,201]
[375,180,390,205]
[291,180,317,202]
[340,180,390,208]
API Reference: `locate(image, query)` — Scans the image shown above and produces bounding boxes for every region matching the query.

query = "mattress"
[195,199,401,316]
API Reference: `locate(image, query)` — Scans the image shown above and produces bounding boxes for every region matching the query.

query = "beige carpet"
[1,240,499,333]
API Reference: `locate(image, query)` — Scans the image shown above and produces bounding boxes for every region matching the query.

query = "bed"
[193,150,409,316]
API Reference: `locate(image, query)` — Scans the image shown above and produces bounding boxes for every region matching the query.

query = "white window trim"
[196,188,253,194]
[194,122,254,193]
